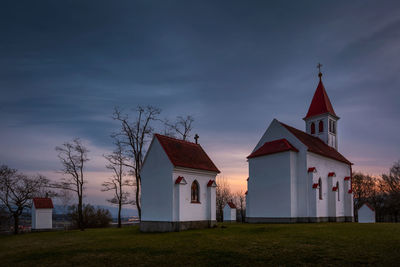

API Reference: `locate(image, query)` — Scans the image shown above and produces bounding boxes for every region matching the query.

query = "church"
[246,70,354,223]
[140,134,220,232]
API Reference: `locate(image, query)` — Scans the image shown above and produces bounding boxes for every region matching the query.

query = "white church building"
[140,134,220,232]
[246,71,354,223]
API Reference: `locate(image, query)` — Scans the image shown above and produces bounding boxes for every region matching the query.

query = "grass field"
[1,223,400,266]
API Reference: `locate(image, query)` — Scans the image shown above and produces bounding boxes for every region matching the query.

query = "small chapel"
[140,134,220,232]
[246,68,354,223]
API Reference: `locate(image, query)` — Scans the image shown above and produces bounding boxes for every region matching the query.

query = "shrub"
[69,204,112,229]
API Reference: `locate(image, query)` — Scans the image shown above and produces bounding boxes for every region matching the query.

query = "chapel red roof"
[227,201,236,209]
[304,79,337,119]
[308,167,316,173]
[175,176,185,184]
[207,180,217,187]
[247,138,299,159]
[364,203,375,211]
[33,198,54,209]
[279,122,352,165]
[155,134,220,173]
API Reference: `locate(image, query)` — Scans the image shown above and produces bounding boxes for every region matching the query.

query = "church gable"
[279,122,351,165]
[251,119,307,155]
[247,138,298,159]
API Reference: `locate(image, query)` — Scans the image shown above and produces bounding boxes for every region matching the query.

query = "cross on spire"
[317,63,323,80]
[194,134,199,144]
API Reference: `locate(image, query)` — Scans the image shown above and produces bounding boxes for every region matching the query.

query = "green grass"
[1,223,400,266]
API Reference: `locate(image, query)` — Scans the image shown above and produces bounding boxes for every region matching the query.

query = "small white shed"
[358,203,375,223]
[32,198,54,229]
[223,201,237,222]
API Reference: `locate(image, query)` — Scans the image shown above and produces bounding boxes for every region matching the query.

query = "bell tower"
[303,64,339,150]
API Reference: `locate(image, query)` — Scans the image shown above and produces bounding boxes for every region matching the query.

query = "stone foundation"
[140,220,217,232]
[246,216,354,223]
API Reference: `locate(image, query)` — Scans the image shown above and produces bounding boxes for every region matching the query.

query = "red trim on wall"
[308,167,316,173]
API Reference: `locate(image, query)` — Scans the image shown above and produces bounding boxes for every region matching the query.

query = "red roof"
[175,176,185,184]
[155,134,220,173]
[308,167,316,173]
[279,122,351,165]
[207,180,217,187]
[364,203,375,211]
[304,79,337,119]
[247,138,299,159]
[328,172,336,177]
[33,198,54,209]
[227,201,236,209]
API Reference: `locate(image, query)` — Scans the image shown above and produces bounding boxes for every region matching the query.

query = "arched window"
[319,120,324,133]
[336,181,340,201]
[318,178,323,200]
[191,180,200,203]
[311,122,315,134]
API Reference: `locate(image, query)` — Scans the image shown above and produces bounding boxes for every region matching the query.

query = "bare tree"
[53,138,89,231]
[233,190,246,222]
[164,115,194,140]
[102,139,134,228]
[381,161,400,222]
[113,106,161,219]
[0,165,50,234]
[216,176,233,222]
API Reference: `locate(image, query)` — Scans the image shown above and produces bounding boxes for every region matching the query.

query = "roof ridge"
[278,121,351,165]
[154,133,199,146]
[279,122,324,143]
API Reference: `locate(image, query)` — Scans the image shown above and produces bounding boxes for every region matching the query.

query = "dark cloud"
[0,0,399,197]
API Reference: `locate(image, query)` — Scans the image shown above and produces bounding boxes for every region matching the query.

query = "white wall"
[173,168,217,222]
[307,152,352,219]
[248,119,308,219]
[141,138,174,222]
[223,206,236,222]
[32,207,52,229]
[358,204,375,223]
[247,151,295,218]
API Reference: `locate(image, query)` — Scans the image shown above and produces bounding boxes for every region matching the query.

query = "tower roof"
[304,75,337,119]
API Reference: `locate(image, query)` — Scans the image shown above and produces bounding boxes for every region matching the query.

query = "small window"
[311,122,315,134]
[318,178,323,200]
[329,120,336,134]
[319,120,324,133]
[337,181,340,201]
[191,180,200,203]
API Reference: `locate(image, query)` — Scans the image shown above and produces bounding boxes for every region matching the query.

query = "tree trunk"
[78,194,84,231]
[118,201,122,228]
[13,214,19,235]
[136,175,141,220]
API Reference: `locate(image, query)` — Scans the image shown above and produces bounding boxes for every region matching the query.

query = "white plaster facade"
[358,204,375,223]
[140,135,219,232]
[223,204,236,222]
[246,119,353,223]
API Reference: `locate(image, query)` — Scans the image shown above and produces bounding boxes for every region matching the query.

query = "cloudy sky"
[1,0,399,205]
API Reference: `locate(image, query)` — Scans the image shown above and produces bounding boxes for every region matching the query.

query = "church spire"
[303,65,340,150]
[304,65,337,120]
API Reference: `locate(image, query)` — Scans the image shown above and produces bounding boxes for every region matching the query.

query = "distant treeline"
[353,161,400,222]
